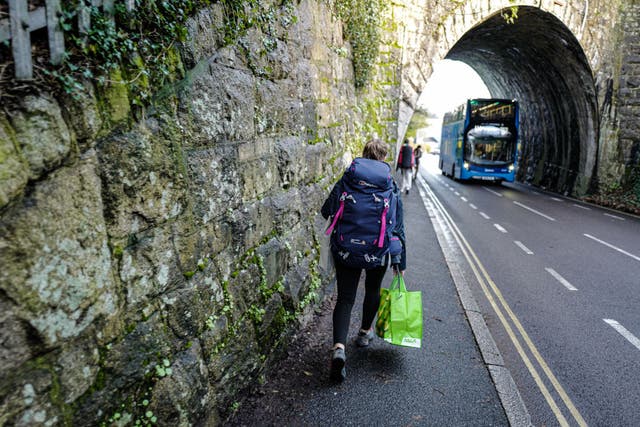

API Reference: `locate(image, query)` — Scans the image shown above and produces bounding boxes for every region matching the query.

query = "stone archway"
[447,6,598,195]
[395,1,621,196]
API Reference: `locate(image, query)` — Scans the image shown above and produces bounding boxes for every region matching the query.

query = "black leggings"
[332,259,387,345]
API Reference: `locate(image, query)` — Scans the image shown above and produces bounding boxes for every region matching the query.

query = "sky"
[417,59,490,118]
[415,59,490,143]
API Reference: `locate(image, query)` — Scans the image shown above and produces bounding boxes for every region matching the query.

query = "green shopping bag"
[375,275,423,348]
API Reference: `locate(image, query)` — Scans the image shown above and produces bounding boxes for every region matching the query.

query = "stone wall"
[0,1,402,425]
[598,0,640,189]
[2,0,640,425]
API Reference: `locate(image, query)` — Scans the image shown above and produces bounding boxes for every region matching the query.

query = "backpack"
[324,158,402,269]
[400,144,413,168]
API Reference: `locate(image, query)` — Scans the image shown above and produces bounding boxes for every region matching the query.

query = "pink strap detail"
[378,199,389,248]
[325,192,347,235]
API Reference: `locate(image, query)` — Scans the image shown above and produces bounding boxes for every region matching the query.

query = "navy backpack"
[325,158,401,269]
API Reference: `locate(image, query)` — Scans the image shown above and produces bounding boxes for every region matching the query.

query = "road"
[418,154,640,426]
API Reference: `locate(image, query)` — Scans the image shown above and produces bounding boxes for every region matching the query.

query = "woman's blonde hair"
[362,138,388,161]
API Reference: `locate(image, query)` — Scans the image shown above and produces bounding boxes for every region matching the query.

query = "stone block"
[118,224,185,307]
[60,82,103,150]
[56,337,100,403]
[161,276,222,339]
[182,5,225,68]
[0,298,34,382]
[98,121,188,238]
[9,95,72,180]
[186,145,241,227]
[0,155,116,348]
[147,340,211,425]
[255,79,306,136]
[239,156,279,201]
[256,238,289,288]
[0,115,29,209]
[0,366,57,427]
[275,136,307,188]
[179,63,255,144]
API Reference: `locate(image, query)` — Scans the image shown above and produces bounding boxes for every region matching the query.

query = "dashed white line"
[572,204,591,210]
[604,319,640,352]
[545,268,578,291]
[479,212,491,219]
[604,213,625,221]
[469,203,478,210]
[455,191,461,196]
[483,187,503,197]
[513,201,556,221]
[551,197,564,202]
[514,241,534,255]
[461,197,468,202]
[584,234,640,262]
[494,224,508,233]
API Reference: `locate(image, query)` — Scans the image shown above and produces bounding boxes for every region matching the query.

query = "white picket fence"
[0,0,136,80]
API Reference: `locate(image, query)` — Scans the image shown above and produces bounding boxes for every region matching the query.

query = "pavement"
[227,165,528,426]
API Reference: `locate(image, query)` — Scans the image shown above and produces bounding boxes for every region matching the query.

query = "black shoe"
[330,347,346,382]
[405,189,409,195]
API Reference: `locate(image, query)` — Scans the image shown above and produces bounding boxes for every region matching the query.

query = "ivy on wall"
[331,0,387,89]
[2,0,296,106]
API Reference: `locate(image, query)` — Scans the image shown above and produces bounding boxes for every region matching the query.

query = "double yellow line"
[418,176,587,427]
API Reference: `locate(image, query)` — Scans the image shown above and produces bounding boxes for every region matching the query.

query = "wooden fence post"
[103,0,115,23]
[9,0,32,80]
[78,1,91,38]
[46,0,65,64]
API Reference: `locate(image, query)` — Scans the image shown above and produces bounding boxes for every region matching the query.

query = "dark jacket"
[321,174,407,270]
[397,144,415,169]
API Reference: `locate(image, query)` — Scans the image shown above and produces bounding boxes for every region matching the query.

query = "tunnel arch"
[444,6,598,195]
[399,2,603,196]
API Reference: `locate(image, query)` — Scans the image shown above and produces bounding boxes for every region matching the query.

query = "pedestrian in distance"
[321,138,407,383]
[396,139,415,194]
[413,144,423,181]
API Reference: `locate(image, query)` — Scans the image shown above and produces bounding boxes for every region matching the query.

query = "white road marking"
[551,197,564,202]
[483,187,503,197]
[494,224,508,233]
[572,204,591,210]
[514,241,534,255]
[545,268,578,291]
[455,191,460,196]
[479,212,491,219]
[461,197,468,202]
[584,234,640,262]
[469,203,478,210]
[604,213,625,221]
[604,319,640,352]
[513,201,556,221]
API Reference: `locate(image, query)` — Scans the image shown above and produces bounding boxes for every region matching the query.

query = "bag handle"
[389,274,407,293]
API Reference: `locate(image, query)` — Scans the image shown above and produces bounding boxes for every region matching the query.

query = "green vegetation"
[332,0,387,89]
[405,107,438,141]
[20,0,296,106]
[54,0,206,102]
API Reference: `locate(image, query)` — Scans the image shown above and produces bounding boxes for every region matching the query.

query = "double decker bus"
[439,98,519,183]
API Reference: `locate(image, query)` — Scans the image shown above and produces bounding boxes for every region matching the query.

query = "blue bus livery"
[439,98,519,183]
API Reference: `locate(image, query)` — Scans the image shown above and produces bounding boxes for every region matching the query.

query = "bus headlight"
[463,162,469,170]
[508,164,515,172]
